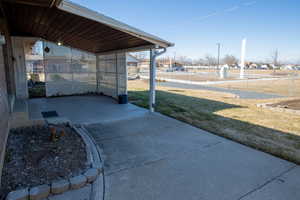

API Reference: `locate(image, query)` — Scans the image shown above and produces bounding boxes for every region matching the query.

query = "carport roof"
[0,0,174,53]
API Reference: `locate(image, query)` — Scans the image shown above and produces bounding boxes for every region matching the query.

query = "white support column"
[115,53,119,98]
[240,38,247,79]
[125,55,128,95]
[149,49,156,112]
[149,47,167,112]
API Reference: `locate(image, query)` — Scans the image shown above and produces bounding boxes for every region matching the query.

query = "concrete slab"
[241,166,300,200]
[87,113,222,174]
[28,96,147,124]
[106,141,295,200]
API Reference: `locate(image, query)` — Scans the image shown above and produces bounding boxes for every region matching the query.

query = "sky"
[72,0,300,63]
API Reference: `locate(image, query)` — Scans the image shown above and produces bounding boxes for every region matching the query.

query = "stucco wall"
[0,45,10,184]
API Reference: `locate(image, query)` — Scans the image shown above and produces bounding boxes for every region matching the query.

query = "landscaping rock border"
[5,122,103,200]
[257,103,300,115]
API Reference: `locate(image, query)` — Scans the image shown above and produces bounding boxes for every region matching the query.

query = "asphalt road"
[159,81,284,99]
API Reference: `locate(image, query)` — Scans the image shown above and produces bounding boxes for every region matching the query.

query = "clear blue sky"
[72,0,300,63]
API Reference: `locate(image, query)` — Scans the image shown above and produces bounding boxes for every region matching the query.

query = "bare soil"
[270,99,300,110]
[0,125,87,200]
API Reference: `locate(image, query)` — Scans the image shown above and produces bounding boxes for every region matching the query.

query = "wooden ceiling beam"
[3,2,155,54]
[2,0,51,7]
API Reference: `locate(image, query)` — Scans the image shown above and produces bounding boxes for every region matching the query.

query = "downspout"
[149,46,166,112]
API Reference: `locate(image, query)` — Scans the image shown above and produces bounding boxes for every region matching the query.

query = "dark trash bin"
[118,94,128,104]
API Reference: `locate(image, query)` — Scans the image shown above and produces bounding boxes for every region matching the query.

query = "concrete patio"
[28,96,147,124]
[29,96,300,200]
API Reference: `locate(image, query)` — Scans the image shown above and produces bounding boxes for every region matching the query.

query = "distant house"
[249,63,258,69]
[281,65,295,70]
[261,64,269,69]
[126,54,140,78]
[126,54,139,68]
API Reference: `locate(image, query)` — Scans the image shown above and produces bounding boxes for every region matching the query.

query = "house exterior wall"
[1,19,16,111]
[0,45,10,184]
[97,53,127,98]
[12,37,28,99]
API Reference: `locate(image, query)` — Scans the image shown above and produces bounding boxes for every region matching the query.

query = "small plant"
[49,125,66,142]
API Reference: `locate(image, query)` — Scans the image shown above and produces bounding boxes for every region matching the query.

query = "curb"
[79,126,107,200]
[73,125,105,200]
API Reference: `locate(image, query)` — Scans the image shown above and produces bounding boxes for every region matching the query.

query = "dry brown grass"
[128,79,300,164]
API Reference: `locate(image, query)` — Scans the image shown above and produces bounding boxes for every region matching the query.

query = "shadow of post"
[128,90,300,164]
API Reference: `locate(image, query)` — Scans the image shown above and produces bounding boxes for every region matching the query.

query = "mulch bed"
[270,99,300,110]
[0,125,87,200]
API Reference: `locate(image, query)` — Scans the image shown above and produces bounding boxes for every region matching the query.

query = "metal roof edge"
[57,0,174,48]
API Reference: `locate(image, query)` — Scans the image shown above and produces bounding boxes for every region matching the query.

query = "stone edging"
[6,123,104,200]
[257,103,300,115]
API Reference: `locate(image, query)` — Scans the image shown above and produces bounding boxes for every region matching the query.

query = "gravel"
[0,125,87,200]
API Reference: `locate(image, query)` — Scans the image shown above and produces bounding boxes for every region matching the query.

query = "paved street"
[159,81,283,99]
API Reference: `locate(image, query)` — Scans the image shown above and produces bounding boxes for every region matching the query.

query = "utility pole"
[240,38,247,79]
[273,49,279,66]
[217,43,221,70]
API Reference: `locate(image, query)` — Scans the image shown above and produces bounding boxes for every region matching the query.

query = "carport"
[0,0,173,182]
[0,0,173,112]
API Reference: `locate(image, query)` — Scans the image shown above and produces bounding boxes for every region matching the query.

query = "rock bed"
[0,125,88,200]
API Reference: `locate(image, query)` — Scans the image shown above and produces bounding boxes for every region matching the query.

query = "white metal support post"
[240,38,247,79]
[149,49,156,112]
[149,47,166,112]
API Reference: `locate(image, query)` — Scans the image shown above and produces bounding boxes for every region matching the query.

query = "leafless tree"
[193,58,207,66]
[222,55,239,66]
[177,56,193,65]
[205,55,217,66]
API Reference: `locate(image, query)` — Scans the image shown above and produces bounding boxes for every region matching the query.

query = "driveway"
[86,111,300,200]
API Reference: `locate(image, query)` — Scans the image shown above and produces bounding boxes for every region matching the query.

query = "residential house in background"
[126,54,140,79]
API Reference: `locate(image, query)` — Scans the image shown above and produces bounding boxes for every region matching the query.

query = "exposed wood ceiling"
[1,1,153,54]
[2,0,62,7]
